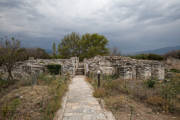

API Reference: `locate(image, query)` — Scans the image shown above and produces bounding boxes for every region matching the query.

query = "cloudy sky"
[0,0,180,53]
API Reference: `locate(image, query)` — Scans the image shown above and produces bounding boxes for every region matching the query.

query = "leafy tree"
[58,32,109,61]
[52,42,57,58]
[80,33,109,60]
[58,32,81,59]
[0,37,23,80]
[26,48,50,59]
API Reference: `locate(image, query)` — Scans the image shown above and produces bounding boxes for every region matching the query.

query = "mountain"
[134,45,180,55]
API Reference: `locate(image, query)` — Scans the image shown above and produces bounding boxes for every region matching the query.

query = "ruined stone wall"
[0,57,79,79]
[84,56,165,80]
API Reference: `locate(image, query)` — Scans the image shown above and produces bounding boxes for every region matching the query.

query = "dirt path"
[54,75,115,120]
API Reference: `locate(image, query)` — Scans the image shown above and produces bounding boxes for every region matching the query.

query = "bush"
[160,82,177,112]
[146,96,166,112]
[145,79,156,88]
[170,69,180,73]
[164,50,180,59]
[93,88,106,98]
[130,54,163,61]
[46,64,61,75]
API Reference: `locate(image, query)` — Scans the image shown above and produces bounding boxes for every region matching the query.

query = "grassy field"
[87,72,180,120]
[0,73,70,120]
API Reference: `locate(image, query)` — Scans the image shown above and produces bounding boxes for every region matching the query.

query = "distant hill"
[134,45,180,55]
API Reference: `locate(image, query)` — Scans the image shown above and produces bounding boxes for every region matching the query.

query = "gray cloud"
[0,0,180,53]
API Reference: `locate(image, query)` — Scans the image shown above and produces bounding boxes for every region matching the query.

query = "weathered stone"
[84,56,165,80]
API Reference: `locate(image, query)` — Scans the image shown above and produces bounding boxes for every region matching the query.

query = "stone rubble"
[84,56,165,80]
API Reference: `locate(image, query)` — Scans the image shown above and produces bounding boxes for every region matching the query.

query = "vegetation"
[58,32,109,61]
[170,69,180,73]
[0,37,23,80]
[0,74,70,120]
[110,47,121,56]
[39,74,70,120]
[46,64,61,75]
[164,50,180,59]
[130,53,164,61]
[87,72,180,119]
[145,79,156,88]
[21,48,50,59]
[52,42,57,58]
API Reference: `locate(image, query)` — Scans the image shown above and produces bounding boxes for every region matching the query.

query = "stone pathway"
[54,75,115,120]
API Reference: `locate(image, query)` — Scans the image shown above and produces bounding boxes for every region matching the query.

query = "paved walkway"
[55,75,115,120]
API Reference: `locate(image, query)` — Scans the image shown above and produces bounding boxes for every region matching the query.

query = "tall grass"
[88,72,180,114]
[40,74,70,120]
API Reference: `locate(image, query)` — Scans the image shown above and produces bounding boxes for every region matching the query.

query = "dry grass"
[104,95,127,111]
[0,86,49,120]
[93,88,106,98]
[0,74,70,120]
[88,72,180,120]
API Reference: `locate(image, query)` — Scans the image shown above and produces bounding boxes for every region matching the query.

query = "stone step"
[76,63,84,75]
[75,71,84,75]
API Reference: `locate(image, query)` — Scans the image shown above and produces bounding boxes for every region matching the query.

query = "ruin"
[0,56,165,80]
[84,56,165,80]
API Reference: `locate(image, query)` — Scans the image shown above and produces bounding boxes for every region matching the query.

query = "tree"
[58,32,81,59]
[0,37,22,80]
[110,47,121,56]
[52,42,57,58]
[80,33,109,60]
[58,32,109,61]
[27,48,50,59]
[164,50,180,59]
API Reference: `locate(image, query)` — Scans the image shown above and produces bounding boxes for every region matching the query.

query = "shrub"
[46,64,61,75]
[130,54,163,61]
[170,69,180,73]
[93,88,106,98]
[146,96,166,112]
[164,50,180,59]
[160,82,177,112]
[145,79,156,88]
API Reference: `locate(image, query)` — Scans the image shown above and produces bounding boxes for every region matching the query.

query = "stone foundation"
[0,57,79,79]
[0,56,165,80]
[84,56,165,80]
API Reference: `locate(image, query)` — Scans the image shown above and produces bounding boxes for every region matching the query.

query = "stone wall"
[84,56,165,80]
[0,57,79,79]
[0,55,165,80]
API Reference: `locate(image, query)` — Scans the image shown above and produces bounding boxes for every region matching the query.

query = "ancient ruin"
[0,56,165,80]
[84,56,165,80]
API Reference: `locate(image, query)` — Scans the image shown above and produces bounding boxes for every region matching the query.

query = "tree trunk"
[7,70,13,81]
